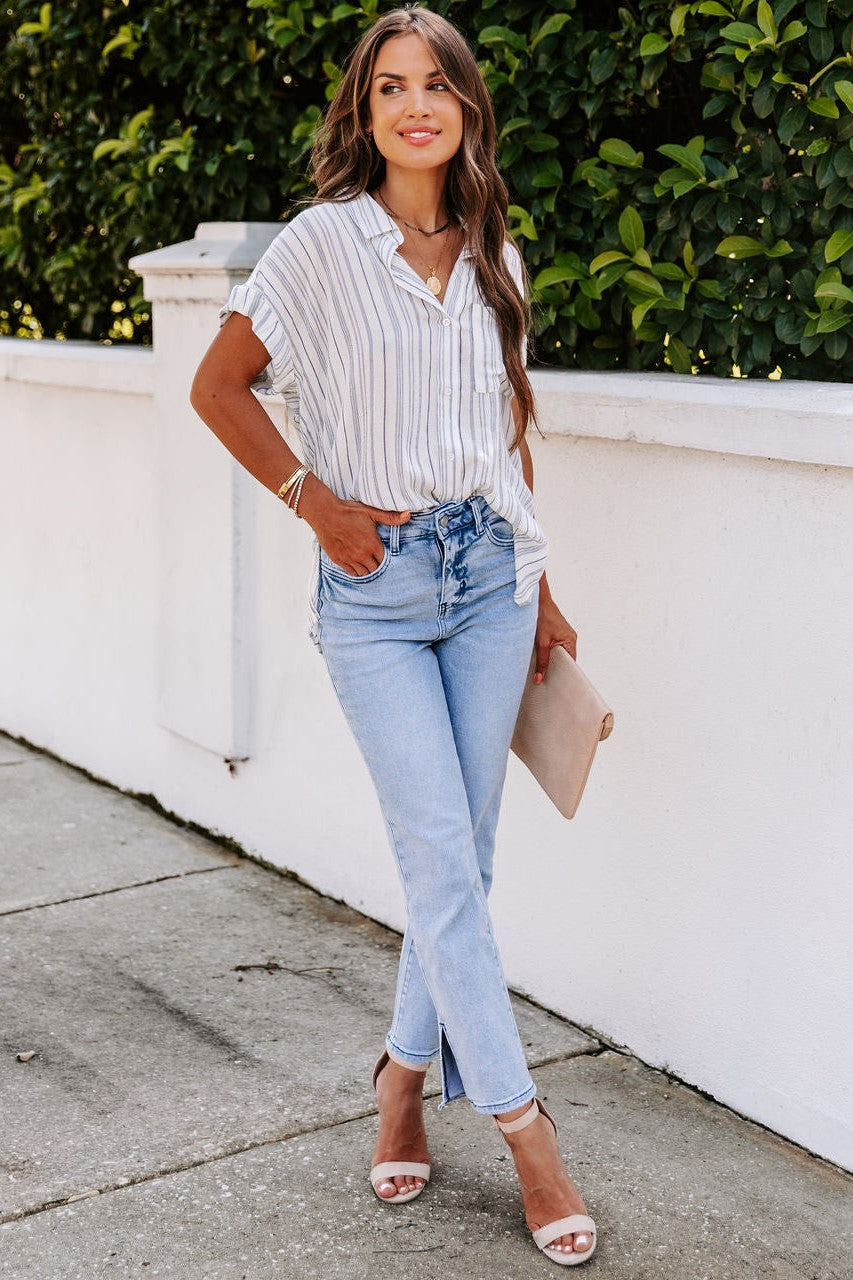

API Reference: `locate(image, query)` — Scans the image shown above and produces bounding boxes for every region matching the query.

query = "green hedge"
[2,0,852,379]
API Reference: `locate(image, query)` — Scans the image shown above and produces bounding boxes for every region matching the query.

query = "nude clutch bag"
[511,645,614,819]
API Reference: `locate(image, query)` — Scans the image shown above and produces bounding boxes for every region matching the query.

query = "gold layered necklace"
[376,186,458,297]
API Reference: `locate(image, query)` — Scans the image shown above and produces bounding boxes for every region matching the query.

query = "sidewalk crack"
[0,865,240,918]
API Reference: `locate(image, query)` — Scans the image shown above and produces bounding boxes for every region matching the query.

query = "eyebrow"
[374,70,444,82]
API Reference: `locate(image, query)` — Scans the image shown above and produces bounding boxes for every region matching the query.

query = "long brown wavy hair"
[307,5,537,450]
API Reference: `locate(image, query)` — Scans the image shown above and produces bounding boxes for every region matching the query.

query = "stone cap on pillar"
[128,222,284,302]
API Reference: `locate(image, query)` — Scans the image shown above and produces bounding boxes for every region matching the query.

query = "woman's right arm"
[189,312,409,576]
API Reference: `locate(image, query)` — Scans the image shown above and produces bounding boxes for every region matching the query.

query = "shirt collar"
[342,189,473,259]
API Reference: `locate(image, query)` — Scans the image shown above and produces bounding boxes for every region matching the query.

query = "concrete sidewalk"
[1,731,850,1279]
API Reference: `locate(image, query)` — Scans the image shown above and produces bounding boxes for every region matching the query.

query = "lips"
[398,128,441,146]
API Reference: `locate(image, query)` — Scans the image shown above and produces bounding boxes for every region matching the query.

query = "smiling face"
[366,32,464,175]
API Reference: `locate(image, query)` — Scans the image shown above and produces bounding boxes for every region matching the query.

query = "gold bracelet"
[277,464,309,502]
[289,470,310,517]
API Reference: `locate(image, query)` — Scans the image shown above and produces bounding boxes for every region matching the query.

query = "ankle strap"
[494,1097,539,1133]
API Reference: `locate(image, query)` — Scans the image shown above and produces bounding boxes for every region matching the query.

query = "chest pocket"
[469,302,510,395]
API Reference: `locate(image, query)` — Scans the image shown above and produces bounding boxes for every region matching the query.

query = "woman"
[190,5,595,1267]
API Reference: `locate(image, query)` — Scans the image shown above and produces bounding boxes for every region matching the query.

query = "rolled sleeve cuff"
[218,279,294,396]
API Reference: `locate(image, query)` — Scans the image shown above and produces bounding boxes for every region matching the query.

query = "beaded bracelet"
[287,469,309,518]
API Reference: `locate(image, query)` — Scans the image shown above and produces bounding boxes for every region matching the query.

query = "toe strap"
[533,1214,596,1249]
[370,1161,431,1187]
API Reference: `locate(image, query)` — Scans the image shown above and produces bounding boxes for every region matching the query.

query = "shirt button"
[444,386,452,396]
[442,318,451,327]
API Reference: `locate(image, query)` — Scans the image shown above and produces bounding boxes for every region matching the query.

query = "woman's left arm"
[516,431,578,681]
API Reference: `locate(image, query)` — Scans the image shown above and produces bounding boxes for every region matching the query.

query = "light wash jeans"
[316,494,540,1115]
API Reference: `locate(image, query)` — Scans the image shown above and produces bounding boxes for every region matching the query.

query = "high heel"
[370,1048,432,1204]
[494,1096,597,1267]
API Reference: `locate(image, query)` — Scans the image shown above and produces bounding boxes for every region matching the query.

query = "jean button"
[439,514,449,527]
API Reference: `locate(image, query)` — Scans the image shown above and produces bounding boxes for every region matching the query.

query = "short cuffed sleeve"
[219,258,296,396]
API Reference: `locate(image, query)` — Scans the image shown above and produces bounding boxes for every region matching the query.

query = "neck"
[377,163,451,231]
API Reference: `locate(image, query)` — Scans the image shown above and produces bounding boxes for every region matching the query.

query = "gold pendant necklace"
[404,229,452,296]
[377,187,451,295]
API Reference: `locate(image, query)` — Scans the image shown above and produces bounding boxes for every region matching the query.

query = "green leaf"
[824,331,848,360]
[589,250,630,273]
[619,206,645,254]
[716,236,768,258]
[631,299,658,330]
[807,98,839,118]
[478,25,528,53]
[778,19,807,43]
[752,80,777,118]
[531,157,563,188]
[658,143,706,180]
[623,269,664,297]
[507,204,538,241]
[670,5,690,38]
[530,12,573,52]
[815,281,853,304]
[127,108,154,142]
[590,45,619,84]
[825,229,853,263]
[756,1,777,40]
[526,132,560,153]
[719,22,763,45]
[834,81,853,113]
[533,266,584,288]
[598,138,642,167]
[653,262,687,280]
[666,335,693,373]
[777,104,807,143]
[683,240,696,277]
[640,33,669,57]
[573,292,601,330]
[815,310,852,333]
[500,117,532,139]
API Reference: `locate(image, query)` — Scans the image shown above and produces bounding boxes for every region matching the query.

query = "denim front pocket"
[482,514,515,547]
[319,542,391,584]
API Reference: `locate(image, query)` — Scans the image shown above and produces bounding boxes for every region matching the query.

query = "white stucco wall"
[1,223,851,1172]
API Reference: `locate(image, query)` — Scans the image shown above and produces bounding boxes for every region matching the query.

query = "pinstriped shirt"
[218,189,548,649]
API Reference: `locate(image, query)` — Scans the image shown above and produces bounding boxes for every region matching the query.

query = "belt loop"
[390,522,401,554]
[469,495,484,535]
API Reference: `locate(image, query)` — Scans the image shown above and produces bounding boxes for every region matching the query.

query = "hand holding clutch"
[511,644,614,820]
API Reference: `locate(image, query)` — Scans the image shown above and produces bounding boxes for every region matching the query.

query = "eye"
[429,80,449,91]
[380,84,402,94]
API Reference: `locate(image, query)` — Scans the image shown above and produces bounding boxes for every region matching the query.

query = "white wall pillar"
[128,224,282,760]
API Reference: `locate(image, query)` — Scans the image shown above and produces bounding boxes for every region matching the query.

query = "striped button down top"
[218,189,548,649]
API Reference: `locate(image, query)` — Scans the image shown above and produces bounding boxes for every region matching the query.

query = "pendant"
[427,274,442,296]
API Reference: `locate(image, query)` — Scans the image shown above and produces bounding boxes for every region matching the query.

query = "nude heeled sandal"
[494,1096,597,1267]
[370,1048,432,1204]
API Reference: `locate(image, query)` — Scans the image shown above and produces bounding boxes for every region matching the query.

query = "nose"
[404,87,431,116]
